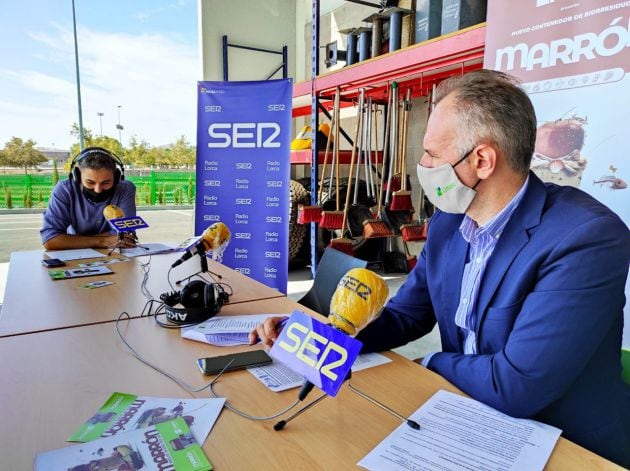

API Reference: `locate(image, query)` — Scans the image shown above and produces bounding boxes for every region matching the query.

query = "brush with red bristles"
[329,102,362,255]
[320,88,345,230]
[390,88,414,212]
[298,90,339,225]
[363,88,394,239]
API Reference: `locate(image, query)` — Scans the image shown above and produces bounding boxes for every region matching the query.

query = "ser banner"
[196,79,292,293]
[484,0,630,343]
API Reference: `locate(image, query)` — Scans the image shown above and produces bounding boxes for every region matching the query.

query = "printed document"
[249,353,392,392]
[182,314,280,346]
[45,248,105,261]
[358,390,561,471]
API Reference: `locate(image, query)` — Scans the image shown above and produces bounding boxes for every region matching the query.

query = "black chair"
[298,247,368,316]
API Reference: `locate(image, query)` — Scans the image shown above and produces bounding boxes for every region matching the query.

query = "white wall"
[199,0,296,82]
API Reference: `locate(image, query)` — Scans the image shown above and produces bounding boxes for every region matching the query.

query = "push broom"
[390,88,414,211]
[401,189,428,241]
[298,90,338,224]
[402,239,417,271]
[319,89,345,230]
[363,91,394,239]
[329,104,362,255]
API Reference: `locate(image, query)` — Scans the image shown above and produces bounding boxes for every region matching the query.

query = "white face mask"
[416,151,479,214]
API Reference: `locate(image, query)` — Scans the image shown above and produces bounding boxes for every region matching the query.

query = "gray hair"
[434,69,536,175]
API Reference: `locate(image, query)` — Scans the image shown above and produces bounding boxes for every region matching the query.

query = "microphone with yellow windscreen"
[103,204,124,220]
[202,222,231,262]
[329,268,389,336]
[172,222,231,268]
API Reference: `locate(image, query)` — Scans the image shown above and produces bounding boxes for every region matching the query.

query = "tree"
[68,124,126,170]
[127,136,153,168]
[1,137,47,174]
[52,160,60,185]
[170,136,196,168]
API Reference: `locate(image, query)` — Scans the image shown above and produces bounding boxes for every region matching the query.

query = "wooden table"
[0,296,619,470]
[0,250,285,337]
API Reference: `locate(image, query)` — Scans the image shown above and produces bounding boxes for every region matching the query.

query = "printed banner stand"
[195,79,292,293]
[483,1,630,344]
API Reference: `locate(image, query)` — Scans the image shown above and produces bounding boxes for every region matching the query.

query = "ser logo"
[266,216,282,223]
[234,233,251,240]
[278,322,348,382]
[208,123,281,148]
[109,216,149,232]
[265,251,281,259]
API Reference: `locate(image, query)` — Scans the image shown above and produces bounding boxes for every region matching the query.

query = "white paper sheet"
[358,390,561,471]
[117,242,177,257]
[181,314,281,346]
[248,353,392,392]
[45,248,106,261]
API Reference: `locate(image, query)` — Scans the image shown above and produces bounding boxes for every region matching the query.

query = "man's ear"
[471,143,497,180]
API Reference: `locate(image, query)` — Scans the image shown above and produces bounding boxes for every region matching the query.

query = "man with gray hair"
[253,70,630,466]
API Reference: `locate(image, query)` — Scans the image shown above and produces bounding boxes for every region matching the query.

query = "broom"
[320,88,345,230]
[347,89,375,238]
[401,189,428,241]
[298,90,338,224]
[329,105,362,255]
[363,92,394,239]
[390,88,414,211]
[402,239,417,271]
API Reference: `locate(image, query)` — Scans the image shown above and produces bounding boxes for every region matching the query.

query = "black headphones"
[159,280,230,326]
[69,146,125,185]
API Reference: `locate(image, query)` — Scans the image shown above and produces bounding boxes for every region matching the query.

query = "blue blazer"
[357,173,630,466]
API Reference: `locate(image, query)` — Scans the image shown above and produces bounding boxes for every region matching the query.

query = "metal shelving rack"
[298,0,487,273]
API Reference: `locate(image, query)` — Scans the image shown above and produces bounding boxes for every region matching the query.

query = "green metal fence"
[0,171,196,209]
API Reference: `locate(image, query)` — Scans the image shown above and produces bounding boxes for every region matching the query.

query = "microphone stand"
[107,233,126,256]
[175,243,222,285]
[107,232,149,257]
[347,382,420,430]
[273,375,420,431]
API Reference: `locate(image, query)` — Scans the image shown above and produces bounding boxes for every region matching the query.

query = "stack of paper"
[182,314,280,346]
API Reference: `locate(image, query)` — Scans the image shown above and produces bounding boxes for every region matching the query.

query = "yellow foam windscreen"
[103,204,124,220]
[329,268,388,336]
[203,222,231,250]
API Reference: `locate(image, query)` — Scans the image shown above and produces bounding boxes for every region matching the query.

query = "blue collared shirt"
[455,176,529,354]
[422,176,529,365]
[40,178,136,243]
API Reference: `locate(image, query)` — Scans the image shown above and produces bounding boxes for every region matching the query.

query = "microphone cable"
[114,311,302,421]
[139,255,154,301]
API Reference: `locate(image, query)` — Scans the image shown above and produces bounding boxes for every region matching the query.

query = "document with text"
[45,248,105,261]
[181,314,280,346]
[249,353,392,392]
[358,390,561,471]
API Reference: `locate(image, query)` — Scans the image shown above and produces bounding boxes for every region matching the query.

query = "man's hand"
[249,316,287,349]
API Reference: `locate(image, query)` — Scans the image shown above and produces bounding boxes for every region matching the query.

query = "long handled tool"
[320,88,345,230]
[347,89,375,238]
[329,102,362,255]
[390,88,413,211]
[298,90,338,224]
[401,188,428,241]
[363,94,394,239]
[402,239,417,272]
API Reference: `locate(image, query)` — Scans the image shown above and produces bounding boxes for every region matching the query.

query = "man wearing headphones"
[41,146,137,250]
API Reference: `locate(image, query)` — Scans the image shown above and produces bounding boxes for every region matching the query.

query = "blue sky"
[0,0,199,150]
